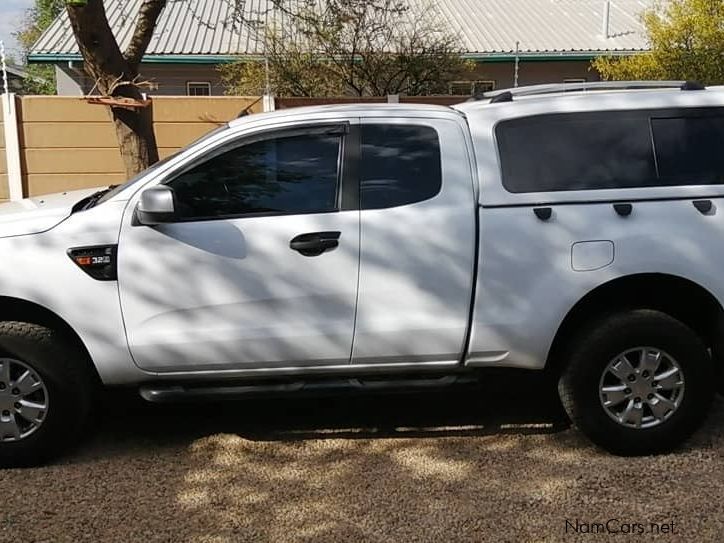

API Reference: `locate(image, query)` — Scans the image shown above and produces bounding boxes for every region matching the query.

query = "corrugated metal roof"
[5,65,28,78]
[434,0,652,54]
[30,0,653,61]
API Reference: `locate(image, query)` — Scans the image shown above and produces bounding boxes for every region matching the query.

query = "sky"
[0,0,32,64]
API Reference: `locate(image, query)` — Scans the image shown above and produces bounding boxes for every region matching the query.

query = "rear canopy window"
[360,125,442,209]
[496,109,724,193]
[652,116,724,184]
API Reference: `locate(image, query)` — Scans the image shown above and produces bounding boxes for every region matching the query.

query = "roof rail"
[473,80,704,101]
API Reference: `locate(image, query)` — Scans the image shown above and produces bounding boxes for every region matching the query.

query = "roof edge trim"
[27,54,247,64]
[463,50,647,62]
[29,49,649,65]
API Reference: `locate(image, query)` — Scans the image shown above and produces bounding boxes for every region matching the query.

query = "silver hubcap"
[599,347,685,429]
[0,358,49,442]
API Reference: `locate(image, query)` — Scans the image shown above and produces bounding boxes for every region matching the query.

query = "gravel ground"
[1,375,723,543]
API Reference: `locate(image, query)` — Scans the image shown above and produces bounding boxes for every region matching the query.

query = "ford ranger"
[1,81,723,467]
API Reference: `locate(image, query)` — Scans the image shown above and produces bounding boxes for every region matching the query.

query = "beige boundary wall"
[0,96,262,198]
[2,93,459,199]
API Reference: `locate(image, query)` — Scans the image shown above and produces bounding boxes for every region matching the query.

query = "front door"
[118,123,360,372]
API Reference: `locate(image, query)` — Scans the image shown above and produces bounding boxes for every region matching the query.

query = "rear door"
[351,117,477,366]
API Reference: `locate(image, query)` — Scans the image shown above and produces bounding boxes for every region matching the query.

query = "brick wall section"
[18,96,263,197]
[399,96,466,106]
[276,96,464,109]
[276,96,388,109]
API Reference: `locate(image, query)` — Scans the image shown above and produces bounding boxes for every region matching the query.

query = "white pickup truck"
[1,81,723,467]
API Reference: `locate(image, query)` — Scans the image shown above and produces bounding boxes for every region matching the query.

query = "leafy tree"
[219,0,473,97]
[14,0,64,94]
[594,0,724,85]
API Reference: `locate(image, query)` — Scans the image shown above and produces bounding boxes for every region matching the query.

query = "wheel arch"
[0,296,101,384]
[546,273,724,376]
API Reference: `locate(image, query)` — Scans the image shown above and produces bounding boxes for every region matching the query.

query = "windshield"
[93,125,230,206]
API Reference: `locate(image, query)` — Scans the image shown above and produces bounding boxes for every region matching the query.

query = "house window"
[449,81,472,95]
[187,82,212,96]
[473,80,496,94]
[562,79,588,92]
[448,80,496,96]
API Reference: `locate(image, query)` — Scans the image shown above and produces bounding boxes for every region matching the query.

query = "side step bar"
[139,374,478,403]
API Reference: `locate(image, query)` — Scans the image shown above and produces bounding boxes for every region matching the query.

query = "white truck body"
[1,89,723,385]
[1,83,723,462]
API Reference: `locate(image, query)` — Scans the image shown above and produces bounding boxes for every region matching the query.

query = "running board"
[139,374,478,403]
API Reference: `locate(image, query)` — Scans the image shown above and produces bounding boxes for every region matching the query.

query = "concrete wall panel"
[16,95,261,196]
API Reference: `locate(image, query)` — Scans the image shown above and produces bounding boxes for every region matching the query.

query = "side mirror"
[135,185,177,226]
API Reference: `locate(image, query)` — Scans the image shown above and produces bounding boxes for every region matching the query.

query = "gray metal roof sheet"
[437,0,652,54]
[30,0,653,61]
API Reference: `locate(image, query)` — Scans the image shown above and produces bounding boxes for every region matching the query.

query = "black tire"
[558,310,715,456]
[0,322,95,468]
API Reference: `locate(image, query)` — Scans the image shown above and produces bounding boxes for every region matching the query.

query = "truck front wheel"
[558,310,715,456]
[0,322,94,468]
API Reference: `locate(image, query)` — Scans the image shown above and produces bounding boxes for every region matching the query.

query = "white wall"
[55,64,85,95]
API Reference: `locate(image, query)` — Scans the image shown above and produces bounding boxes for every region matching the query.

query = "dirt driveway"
[1,375,723,543]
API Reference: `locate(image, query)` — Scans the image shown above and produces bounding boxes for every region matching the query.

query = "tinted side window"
[169,133,341,219]
[652,116,724,184]
[497,113,657,193]
[360,125,442,209]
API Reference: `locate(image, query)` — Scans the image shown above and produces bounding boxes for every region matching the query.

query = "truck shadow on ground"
[7,374,723,543]
[94,370,570,452]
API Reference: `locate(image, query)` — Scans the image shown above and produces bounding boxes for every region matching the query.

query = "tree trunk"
[110,98,159,178]
[66,0,165,177]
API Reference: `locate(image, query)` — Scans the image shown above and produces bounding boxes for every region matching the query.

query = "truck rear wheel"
[558,310,714,456]
[0,322,94,468]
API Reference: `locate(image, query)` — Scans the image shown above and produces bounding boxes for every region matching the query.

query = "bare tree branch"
[221,0,472,97]
[124,0,168,66]
[66,0,160,176]
[66,0,127,94]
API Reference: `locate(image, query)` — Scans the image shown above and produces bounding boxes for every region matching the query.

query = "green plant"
[593,0,724,85]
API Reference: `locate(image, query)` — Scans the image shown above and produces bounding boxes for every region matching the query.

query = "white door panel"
[351,119,477,364]
[119,212,359,371]
[352,203,475,363]
[118,121,360,372]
